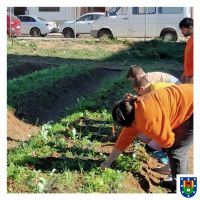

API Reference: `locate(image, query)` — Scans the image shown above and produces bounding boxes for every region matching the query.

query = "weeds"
[80,168,124,193]
[40,123,53,142]
[114,154,142,173]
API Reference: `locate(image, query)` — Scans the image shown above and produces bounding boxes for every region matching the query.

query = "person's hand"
[100,160,112,169]
[123,93,136,100]
[100,148,122,170]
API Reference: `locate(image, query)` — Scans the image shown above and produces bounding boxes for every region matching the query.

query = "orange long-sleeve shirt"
[184,34,193,77]
[114,84,193,151]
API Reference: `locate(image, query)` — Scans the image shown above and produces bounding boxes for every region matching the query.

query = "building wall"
[26,7,106,24]
[13,7,107,23]
[80,7,105,15]
[26,7,76,21]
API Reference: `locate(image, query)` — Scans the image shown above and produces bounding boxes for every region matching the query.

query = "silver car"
[58,12,105,38]
[17,15,58,37]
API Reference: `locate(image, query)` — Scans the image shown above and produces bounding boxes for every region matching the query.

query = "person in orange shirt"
[101,84,193,191]
[179,18,193,83]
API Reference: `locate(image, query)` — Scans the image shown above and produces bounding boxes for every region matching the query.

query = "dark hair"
[112,98,136,127]
[179,17,193,29]
[127,65,145,79]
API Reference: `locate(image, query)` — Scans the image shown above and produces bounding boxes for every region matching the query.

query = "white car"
[58,12,105,38]
[17,15,58,37]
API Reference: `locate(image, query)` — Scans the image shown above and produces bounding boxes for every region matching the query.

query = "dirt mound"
[7,111,40,149]
[8,62,56,79]
[11,67,122,125]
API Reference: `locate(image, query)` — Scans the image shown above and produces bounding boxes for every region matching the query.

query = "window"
[132,7,156,14]
[30,17,36,22]
[22,16,29,22]
[158,7,183,14]
[37,17,47,21]
[116,7,128,15]
[17,16,22,21]
[78,14,93,21]
[20,16,36,22]
[93,14,103,20]
[108,7,128,16]
[39,7,60,12]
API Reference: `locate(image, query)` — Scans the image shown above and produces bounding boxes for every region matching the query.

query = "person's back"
[137,84,193,133]
[145,71,179,84]
[150,82,174,91]
[115,84,193,150]
[127,65,180,84]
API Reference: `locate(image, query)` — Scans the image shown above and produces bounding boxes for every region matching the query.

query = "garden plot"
[7,38,191,193]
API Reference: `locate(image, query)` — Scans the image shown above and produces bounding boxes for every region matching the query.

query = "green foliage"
[115,155,142,173]
[80,168,123,193]
[8,63,92,99]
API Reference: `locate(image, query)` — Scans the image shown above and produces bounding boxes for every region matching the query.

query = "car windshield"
[107,7,121,16]
[107,7,128,16]
[37,17,47,21]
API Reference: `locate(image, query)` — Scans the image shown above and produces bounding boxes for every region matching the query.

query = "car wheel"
[161,31,177,42]
[30,28,41,37]
[40,34,47,37]
[98,29,113,39]
[63,28,74,38]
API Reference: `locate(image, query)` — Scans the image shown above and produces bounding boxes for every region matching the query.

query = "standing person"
[101,84,193,192]
[179,17,193,83]
[127,65,180,84]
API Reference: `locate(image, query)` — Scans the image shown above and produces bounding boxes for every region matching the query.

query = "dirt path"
[7,111,40,149]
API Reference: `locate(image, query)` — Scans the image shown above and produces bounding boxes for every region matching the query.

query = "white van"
[90,7,192,41]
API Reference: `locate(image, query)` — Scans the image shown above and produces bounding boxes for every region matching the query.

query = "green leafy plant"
[40,123,53,142]
[115,154,142,173]
[80,168,123,193]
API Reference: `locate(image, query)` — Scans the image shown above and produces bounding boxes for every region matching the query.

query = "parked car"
[17,15,58,37]
[90,7,192,41]
[7,12,21,37]
[58,12,105,38]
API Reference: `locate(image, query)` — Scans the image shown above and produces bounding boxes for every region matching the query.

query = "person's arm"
[183,36,193,83]
[123,93,137,100]
[100,126,138,169]
[100,147,122,169]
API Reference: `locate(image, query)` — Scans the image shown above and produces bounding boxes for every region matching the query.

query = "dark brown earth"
[7,65,124,148]
[7,62,57,79]
[11,67,122,125]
